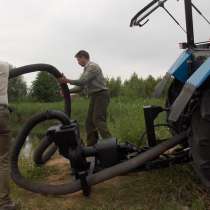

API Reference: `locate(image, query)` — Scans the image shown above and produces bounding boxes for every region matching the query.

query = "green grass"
[11,97,164,144]
[9,98,210,210]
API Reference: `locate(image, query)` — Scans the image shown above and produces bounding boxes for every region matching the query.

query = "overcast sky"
[0,0,210,85]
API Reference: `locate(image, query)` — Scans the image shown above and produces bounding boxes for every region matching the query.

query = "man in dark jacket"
[59,50,112,146]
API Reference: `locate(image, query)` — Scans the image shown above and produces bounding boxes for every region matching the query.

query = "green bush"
[8,76,27,102]
[30,72,62,102]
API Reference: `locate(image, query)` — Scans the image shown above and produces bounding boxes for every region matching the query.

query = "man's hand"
[58,74,70,84]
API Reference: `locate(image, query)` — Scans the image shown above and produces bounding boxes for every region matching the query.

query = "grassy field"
[10,97,164,144]
[9,98,210,210]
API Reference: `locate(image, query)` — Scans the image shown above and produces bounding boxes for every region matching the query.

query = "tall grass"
[11,97,164,145]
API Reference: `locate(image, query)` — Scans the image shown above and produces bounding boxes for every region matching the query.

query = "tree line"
[8,72,163,102]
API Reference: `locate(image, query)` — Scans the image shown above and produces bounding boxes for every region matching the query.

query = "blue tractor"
[9,0,210,196]
[130,0,210,187]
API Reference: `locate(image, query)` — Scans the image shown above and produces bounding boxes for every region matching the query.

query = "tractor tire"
[191,108,210,188]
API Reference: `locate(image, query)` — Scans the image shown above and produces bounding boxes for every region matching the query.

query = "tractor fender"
[168,50,192,83]
[169,57,210,122]
[153,51,192,98]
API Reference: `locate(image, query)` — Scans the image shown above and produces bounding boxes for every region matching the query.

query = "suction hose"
[9,64,71,116]
[9,64,71,164]
[33,136,57,165]
[11,109,188,195]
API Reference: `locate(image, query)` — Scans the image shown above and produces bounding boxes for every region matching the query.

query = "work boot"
[0,201,17,210]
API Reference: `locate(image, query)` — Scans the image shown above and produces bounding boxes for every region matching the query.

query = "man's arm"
[69,86,83,93]
[69,65,98,86]
[8,64,14,70]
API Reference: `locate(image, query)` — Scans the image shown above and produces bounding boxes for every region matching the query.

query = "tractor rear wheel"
[191,108,210,188]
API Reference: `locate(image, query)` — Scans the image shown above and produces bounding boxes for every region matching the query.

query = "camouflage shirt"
[69,61,108,96]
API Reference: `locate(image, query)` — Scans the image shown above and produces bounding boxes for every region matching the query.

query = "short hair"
[75,50,90,59]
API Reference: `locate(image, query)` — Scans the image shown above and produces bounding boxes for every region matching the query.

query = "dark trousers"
[86,90,111,146]
[0,108,11,207]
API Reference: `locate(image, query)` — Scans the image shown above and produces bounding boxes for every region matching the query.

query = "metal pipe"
[130,0,159,26]
[130,0,168,27]
[184,0,195,48]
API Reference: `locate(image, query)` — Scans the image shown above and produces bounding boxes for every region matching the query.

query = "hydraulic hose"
[11,109,188,195]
